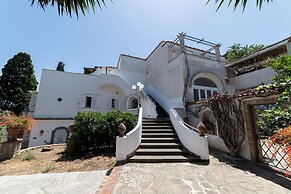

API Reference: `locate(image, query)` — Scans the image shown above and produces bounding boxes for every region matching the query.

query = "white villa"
[25,34,291,162]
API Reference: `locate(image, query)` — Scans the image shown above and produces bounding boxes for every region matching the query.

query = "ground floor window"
[111,98,119,109]
[85,96,92,108]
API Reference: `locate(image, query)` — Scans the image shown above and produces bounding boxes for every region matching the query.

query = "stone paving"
[0,170,108,194]
[113,154,291,194]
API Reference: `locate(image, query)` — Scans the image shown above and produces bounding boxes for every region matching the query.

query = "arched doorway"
[51,127,69,144]
[127,96,139,109]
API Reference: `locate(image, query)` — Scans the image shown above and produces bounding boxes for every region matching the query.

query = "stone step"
[139,142,182,148]
[142,129,175,133]
[142,133,177,138]
[142,128,174,133]
[142,125,173,129]
[142,122,170,124]
[135,148,185,155]
[128,155,200,163]
[143,118,170,121]
[141,138,179,143]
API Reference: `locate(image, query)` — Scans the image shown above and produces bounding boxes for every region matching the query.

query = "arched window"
[128,96,139,109]
[193,77,218,101]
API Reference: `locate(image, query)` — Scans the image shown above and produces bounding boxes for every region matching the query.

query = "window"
[193,77,218,101]
[200,89,206,99]
[194,89,199,101]
[128,96,139,109]
[111,99,116,108]
[85,96,92,108]
[110,98,119,109]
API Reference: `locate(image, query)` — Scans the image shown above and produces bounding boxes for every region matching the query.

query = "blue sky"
[0,0,290,83]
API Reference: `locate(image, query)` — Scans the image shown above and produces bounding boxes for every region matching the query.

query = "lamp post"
[132,82,144,107]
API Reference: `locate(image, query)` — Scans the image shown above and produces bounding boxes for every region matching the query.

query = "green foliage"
[0,52,37,115]
[257,107,291,135]
[225,43,264,63]
[30,0,106,17]
[66,110,137,156]
[257,55,291,134]
[24,151,36,161]
[207,0,273,11]
[267,55,291,84]
[56,62,65,71]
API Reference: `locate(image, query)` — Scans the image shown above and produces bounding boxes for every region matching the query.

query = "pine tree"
[0,52,38,115]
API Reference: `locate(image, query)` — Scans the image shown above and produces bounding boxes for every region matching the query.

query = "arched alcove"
[127,95,139,109]
[50,127,69,144]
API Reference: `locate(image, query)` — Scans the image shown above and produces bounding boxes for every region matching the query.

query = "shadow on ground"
[210,148,291,190]
[55,147,115,162]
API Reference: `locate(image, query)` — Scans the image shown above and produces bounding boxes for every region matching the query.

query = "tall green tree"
[207,0,273,11]
[225,43,264,63]
[30,0,106,17]
[0,52,38,115]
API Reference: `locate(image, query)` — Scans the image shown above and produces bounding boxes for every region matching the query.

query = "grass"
[42,163,55,173]
[24,151,36,161]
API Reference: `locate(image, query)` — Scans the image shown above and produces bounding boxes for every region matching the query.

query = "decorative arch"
[191,72,224,90]
[191,72,224,101]
[127,95,139,109]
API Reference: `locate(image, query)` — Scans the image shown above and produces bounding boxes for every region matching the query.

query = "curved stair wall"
[170,108,209,160]
[116,107,143,161]
[145,85,209,160]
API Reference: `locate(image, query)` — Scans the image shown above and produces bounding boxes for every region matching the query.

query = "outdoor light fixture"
[132,82,144,91]
[132,82,144,108]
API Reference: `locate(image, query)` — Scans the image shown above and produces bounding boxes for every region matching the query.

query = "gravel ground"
[0,145,115,176]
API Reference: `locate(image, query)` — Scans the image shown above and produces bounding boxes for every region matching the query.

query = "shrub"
[257,107,291,135]
[66,110,137,156]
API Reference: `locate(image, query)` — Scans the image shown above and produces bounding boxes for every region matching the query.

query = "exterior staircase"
[128,118,200,163]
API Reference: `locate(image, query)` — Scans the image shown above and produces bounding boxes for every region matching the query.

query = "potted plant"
[0,113,34,160]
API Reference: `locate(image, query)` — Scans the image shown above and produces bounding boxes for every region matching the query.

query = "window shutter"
[108,98,112,108]
[78,95,86,108]
[115,99,120,109]
[91,96,98,108]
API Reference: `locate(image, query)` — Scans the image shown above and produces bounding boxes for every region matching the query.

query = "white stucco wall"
[117,55,147,75]
[29,120,74,147]
[34,70,137,118]
[230,68,276,90]
[146,43,185,102]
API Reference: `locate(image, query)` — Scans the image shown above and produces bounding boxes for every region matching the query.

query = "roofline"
[145,41,166,60]
[119,54,146,61]
[42,69,100,77]
[145,40,222,61]
[226,36,291,67]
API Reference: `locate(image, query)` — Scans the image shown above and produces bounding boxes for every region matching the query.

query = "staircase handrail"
[180,119,200,134]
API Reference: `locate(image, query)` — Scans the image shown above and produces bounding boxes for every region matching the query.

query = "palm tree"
[30,0,107,17]
[207,0,273,11]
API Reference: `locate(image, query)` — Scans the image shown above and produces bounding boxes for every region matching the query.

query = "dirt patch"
[0,145,116,176]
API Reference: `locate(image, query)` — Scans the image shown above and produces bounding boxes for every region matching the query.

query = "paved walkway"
[113,153,291,194]
[0,170,108,194]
